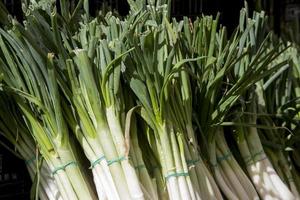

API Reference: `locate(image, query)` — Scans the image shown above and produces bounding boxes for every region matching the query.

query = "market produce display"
[0,0,299,199]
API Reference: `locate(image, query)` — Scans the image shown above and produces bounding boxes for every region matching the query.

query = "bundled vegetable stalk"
[0,93,62,200]
[61,15,155,200]
[15,3,126,199]
[0,1,154,199]
[288,46,300,175]
[122,2,225,199]
[187,9,265,200]
[0,24,97,199]
[230,8,297,200]
[259,45,300,198]
[235,95,296,200]
[0,0,299,200]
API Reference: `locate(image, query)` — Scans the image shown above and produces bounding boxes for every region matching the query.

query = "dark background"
[1,0,300,199]
[3,0,300,34]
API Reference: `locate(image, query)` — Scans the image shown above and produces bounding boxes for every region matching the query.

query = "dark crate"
[0,146,31,200]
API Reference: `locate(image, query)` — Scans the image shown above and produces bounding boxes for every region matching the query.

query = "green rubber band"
[243,155,252,160]
[187,158,201,166]
[217,152,232,163]
[245,157,254,166]
[90,156,106,169]
[52,161,77,175]
[243,155,252,164]
[107,156,126,166]
[254,156,267,163]
[165,171,189,180]
[246,155,267,166]
[252,150,264,159]
[25,156,36,165]
[243,154,256,165]
[186,160,194,165]
[244,150,265,166]
[135,164,146,170]
[210,152,232,168]
[251,150,266,164]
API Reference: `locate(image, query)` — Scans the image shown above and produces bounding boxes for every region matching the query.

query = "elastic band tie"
[52,161,77,175]
[245,158,253,166]
[186,160,194,165]
[90,156,106,169]
[135,164,146,170]
[25,156,36,165]
[252,150,264,159]
[217,152,232,163]
[252,150,266,164]
[107,156,126,166]
[243,155,251,160]
[165,171,189,180]
[187,158,201,167]
[243,154,254,165]
[244,150,265,166]
[254,156,267,163]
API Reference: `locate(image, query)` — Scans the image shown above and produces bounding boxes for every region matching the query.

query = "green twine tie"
[244,150,267,166]
[252,150,264,159]
[210,151,232,168]
[165,171,189,180]
[210,152,232,167]
[243,155,252,165]
[107,156,126,166]
[186,158,201,167]
[217,152,232,163]
[52,161,78,175]
[90,155,106,169]
[254,156,267,163]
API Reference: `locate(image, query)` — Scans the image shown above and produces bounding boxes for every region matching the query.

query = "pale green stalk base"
[169,125,192,200]
[56,147,96,200]
[159,122,182,200]
[91,167,107,200]
[106,106,145,199]
[216,148,250,200]
[209,140,239,200]
[19,139,62,200]
[247,127,295,200]
[185,124,222,200]
[96,124,132,200]
[216,130,259,199]
[86,136,120,200]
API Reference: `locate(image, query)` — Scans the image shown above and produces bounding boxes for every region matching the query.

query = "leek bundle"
[0,25,96,200]
[231,9,296,200]
[0,0,298,200]
[0,93,62,200]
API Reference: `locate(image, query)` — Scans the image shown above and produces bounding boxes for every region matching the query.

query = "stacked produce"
[0,0,299,199]
[0,93,63,200]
